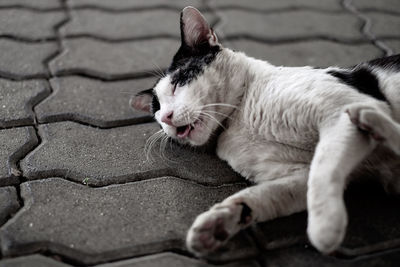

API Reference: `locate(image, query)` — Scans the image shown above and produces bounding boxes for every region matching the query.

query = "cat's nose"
[161,111,174,126]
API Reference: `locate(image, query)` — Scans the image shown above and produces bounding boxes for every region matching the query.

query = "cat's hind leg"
[186,168,308,257]
[346,102,400,154]
[307,112,378,254]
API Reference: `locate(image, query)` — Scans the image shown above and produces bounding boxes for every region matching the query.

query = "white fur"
[149,46,400,256]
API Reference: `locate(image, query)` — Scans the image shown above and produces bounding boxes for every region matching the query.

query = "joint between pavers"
[341,0,393,56]
[0,35,57,43]
[62,34,180,43]
[0,5,63,12]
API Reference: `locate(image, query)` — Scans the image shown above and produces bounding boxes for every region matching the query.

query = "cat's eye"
[172,83,177,95]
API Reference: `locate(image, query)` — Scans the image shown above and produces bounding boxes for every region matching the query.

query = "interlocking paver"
[260,245,400,267]
[0,254,70,267]
[0,79,50,128]
[217,10,364,41]
[228,40,382,67]
[21,122,243,186]
[383,40,400,54]
[0,9,64,40]
[63,10,216,40]
[209,0,342,11]
[0,186,20,225]
[363,12,400,39]
[0,0,62,9]
[0,177,256,265]
[352,0,400,12]
[49,38,179,79]
[69,0,205,10]
[0,39,57,78]
[35,76,155,127]
[0,127,37,186]
[96,252,260,267]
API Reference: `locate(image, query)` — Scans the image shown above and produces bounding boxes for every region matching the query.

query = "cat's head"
[131,7,231,146]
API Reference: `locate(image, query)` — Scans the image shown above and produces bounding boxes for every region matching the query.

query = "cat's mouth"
[176,119,201,139]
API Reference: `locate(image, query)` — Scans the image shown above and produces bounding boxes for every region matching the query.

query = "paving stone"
[383,40,400,54]
[252,181,400,255]
[261,245,400,267]
[35,76,156,127]
[0,79,50,128]
[63,9,216,40]
[0,39,57,78]
[0,9,64,40]
[0,127,38,186]
[21,122,243,186]
[209,0,342,11]
[0,254,70,267]
[0,0,62,9]
[69,0,204,10]
[364,12,400,39]
[49,38,179,79]
[227,40,383,67]
[352,0,400,13]
[217,10,364,41]
[0,187,20,225]
[96,252,260,267]
[0,177,257,264]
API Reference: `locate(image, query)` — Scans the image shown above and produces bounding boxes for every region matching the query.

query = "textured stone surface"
[63,9,215,40]
[0,39,57,78]
[0,79,50,128]
[0,127,38,186]
[228,40,382,67]
[0,186,20,225]
[352,0,400,12]
[209,0,342,10]
[0,178,256,265]
[261,245,400,267]
[0,9,64,40]
[384,40,400,54]
[35,76,156,127]
[0,254,70,267]
[49,38,179,79]
[96,253,260,267]
[218,10,364,41]
[69,0,205,10]
[365,12,400,38]
[21,122,243,186]
[0,0,62,9]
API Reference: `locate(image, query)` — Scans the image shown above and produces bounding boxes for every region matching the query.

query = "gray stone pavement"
[0,0,399,266]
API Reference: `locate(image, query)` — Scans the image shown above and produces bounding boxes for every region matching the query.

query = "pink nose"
[161,111,174,126]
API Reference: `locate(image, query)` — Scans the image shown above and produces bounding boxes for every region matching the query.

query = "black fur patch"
[367,54,400,71]
[239,202,252,224]
[167,43,221,87]
[328,67,387,102]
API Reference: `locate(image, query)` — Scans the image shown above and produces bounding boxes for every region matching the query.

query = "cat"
[130,6,400,257]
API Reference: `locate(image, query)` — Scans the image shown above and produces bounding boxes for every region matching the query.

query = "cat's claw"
[186,204,243,257]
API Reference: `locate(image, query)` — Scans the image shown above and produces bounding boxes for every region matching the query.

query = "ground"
[0,0,400,266]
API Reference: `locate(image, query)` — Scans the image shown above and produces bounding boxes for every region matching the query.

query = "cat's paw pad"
[307,200,347,254]
[346,106,385,141]
[186,204,242,257]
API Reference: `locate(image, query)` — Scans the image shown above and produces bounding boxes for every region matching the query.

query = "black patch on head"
[168,44,221,87]
[327,67,387,102]
[137,88,160,114]
[239,202,252,224]
[367,54,400,71]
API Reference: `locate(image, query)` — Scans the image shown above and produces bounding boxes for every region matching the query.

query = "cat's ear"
[130,89,153,113]
[180,6,219,49]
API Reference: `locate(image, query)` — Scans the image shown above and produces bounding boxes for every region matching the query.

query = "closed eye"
[172,83,177,95]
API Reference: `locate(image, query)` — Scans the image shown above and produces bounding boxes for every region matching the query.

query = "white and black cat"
[131,6,400,257]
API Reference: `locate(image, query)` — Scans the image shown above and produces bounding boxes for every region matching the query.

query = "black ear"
[130,89,154,113]
[180,6,218,49]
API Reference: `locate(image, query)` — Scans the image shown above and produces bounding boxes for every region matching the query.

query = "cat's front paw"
[307,198,347,254]
[186,203,244,257]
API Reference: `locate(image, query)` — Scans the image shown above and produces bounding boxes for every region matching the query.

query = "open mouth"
[176,119,201,139]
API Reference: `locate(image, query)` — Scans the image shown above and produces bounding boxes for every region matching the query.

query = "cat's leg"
[346,102,400,154]
[186,168,308,257]
[307,112,378,254]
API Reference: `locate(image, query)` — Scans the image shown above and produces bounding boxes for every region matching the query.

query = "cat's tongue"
[176,125,191,138]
